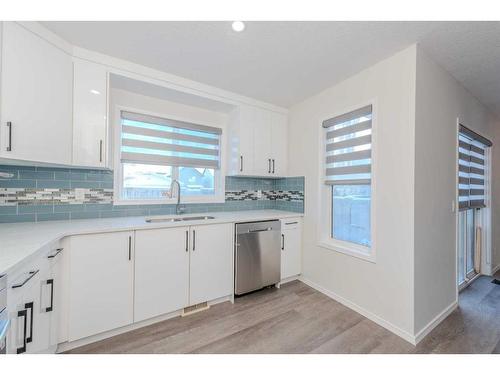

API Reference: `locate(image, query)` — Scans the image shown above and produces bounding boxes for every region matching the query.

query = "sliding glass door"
[457,209,477,287]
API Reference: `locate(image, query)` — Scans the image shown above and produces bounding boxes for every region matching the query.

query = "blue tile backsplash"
[0,165,304,223]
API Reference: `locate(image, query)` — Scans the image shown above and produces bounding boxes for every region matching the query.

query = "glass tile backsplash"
[0,165,304,223]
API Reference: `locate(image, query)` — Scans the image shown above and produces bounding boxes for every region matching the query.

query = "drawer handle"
[12,270,39,289]
[47,248,63,259]
[285,222,298,225]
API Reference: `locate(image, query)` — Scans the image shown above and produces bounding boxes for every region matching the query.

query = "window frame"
[113,105,226,206]
[317,100,377,263]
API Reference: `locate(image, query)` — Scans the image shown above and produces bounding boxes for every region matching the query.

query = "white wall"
[414,46,500,334]
[288,46,417,340]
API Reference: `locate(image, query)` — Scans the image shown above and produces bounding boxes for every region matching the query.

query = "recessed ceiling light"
[90,89,101,95]
[231,21,245,32]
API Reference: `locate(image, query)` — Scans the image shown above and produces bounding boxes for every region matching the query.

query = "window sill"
[318,239,376,263]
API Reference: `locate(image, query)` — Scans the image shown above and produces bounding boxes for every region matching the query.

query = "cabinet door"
[281,219,302,280]
[0,22,73,164]
[271,112,288,177]
[72,58,108,168]
[134,227,190,322]
[228,105,255,175]
[189,223,233,305]
[253,109,273,176]
[68,231,134,341]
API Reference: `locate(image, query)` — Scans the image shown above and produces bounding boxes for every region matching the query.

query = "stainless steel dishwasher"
[235,220,281,295]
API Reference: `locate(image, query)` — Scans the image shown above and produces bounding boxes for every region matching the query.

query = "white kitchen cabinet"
[72,58,109,168]
[67,231,134,342]
[253,109,273,176]
[189,223,233,305]
[7,252,52,354]
[0,22,73,165]
[227,104,288,177]
[270,111,288,177]
[134,227,190,322]
[280,218,302,280]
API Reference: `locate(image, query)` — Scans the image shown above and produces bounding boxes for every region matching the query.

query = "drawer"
[281,218,301,230]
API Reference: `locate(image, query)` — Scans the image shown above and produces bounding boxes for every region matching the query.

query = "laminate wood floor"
[66,272,500,354]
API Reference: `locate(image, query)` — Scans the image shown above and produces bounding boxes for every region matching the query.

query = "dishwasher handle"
[248,227,273,233]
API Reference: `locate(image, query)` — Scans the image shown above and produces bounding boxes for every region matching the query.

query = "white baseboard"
[299,276,416,345]
[57,294,231,353]
[414,300,458,345]
[491,263,500,276]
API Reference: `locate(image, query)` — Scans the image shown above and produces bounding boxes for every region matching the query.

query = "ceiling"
[42,21,500,115]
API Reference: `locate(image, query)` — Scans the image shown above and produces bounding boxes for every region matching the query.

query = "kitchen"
[1,11,500,371]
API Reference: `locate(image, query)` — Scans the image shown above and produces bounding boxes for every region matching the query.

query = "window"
[116,110,223,204]
[322,105,373,254]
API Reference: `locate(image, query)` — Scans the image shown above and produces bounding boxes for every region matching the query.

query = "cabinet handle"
[99,140,103,163]
[47,248,63,259]
[25,302,34,344]
[272,159,275,174]
[285,222,298,225]
[185,230,189,252]
[12,270,39,289]
[268,159,271,173]
[45,279,54,313]
[282,234,285,250]
[192,230,196,251]
[16,309,27,354]
[6,122,12,151]
[240,155,243,172]
[128,236,132,261]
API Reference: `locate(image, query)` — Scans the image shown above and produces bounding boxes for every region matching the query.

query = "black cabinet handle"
[128,236,132,260]
[47,248,63,259]
[12,270,39,289]
[268,159,271,173]
[192,230,196,251]
[272,159,275,174]
[282,234,285,250]
[46,279,54,312]
[185,230,189,252]
[16,309,27,354]
[6,122,12,151]
[240,155,243,172]
[25,302,34,344]
[99,140,103,163]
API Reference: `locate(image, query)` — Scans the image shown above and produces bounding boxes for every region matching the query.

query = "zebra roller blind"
[322,105,372,185]
[120,111,222,169]
[458,125,491,210]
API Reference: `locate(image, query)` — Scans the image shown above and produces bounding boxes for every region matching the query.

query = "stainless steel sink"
[145,216,215,223]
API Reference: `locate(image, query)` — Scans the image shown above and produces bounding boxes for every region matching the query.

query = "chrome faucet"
[170,179,186,215]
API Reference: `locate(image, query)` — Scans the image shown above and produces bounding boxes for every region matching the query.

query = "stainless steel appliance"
[235,220,281,295]
[0,274,8,355]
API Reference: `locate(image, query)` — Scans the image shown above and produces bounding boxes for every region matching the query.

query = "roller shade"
[323,105,372,185]
[458,125,491,210]
[120,111,221,169]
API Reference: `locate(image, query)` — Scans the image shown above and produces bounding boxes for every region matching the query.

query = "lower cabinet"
[280,218,302,280]
[7,243,63,354]
[134,223,233,322]
[134,227,190,322]
[189,224,233,306]
[67,231,134,342]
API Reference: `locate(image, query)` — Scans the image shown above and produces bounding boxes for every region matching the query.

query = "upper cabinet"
[0,22,73,165]
[227,104,288,177]
[72,58,109,168]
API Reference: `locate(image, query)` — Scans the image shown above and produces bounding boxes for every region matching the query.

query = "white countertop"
[0,210,302,275]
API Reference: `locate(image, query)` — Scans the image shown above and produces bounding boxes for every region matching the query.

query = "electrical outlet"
[257,190,262,199]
